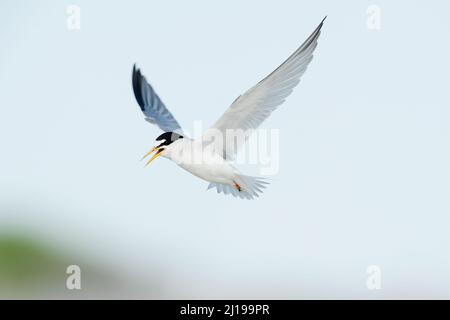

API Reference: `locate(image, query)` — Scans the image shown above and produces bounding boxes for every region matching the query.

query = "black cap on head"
[155,132,183,147]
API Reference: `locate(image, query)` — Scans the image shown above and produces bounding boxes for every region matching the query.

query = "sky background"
[0,0,449,298]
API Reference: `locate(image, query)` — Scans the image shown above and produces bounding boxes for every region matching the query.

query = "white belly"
[180,161,236,184]
[163,139,237,185]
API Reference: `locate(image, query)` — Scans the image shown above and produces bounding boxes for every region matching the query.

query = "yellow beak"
[142,147,163,167]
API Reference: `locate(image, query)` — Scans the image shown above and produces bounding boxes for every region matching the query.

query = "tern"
[132,17,325,199]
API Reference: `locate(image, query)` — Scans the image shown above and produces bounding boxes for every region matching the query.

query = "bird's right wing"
[201,17,325,159]
[132,64,184,134]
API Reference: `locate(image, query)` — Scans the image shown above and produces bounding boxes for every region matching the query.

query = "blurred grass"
[0,202,163,299]
[0,235,66,282]
[0,234,69,298]
[0,232,161,299]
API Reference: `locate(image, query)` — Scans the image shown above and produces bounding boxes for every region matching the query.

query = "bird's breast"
[165,141,235,183]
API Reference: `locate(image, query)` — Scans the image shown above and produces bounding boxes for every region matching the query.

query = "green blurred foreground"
[0,233,158,299]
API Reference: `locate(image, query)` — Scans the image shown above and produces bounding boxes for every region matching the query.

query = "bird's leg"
[233,181,242,192]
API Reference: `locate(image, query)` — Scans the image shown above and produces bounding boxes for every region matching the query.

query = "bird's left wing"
[201,17,325,159]
[132,64,184,134]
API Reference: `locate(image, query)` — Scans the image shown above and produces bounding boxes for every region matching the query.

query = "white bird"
[132,17,325,199]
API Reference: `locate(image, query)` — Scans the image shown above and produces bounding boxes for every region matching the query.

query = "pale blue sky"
[0,0,449,298]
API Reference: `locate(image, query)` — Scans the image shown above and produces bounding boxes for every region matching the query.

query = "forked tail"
[207,175,269,200]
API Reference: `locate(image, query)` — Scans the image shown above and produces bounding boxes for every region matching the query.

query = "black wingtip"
[132,63,145,111]
[313,16,326,33]
[133,63,143,80]
[132,63,136,80]
[132,63,140,77]
[319,16,327,28]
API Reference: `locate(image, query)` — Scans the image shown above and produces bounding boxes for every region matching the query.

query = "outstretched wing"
[132,64,184,134]
[202,17,325,159]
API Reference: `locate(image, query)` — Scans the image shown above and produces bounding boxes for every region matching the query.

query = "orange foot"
[234,182,242,192]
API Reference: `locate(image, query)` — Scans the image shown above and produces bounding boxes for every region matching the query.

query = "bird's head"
[142,132,184,166]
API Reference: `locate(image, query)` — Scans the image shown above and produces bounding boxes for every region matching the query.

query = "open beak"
[142,147,164,167]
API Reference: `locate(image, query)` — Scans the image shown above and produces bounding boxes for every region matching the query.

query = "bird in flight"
[132,17,325,199]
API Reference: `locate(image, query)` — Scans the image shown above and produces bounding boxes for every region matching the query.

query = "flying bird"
[132,17,325,199]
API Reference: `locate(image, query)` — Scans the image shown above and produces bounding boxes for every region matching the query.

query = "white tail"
[207,175,269,200]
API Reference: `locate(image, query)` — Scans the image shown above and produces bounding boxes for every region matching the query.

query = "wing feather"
[202,17,325,159]
[132,65,184,134]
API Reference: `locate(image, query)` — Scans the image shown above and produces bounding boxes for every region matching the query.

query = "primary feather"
[132,64,184,134]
